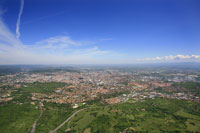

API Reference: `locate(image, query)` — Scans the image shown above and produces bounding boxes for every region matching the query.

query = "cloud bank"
[137,55,200,62]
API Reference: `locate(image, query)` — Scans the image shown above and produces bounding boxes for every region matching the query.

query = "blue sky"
[0,0,200,64]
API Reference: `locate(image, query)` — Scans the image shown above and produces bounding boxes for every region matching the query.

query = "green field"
[0,102,40,133]
[60,98,200,132]
[0,98,200,132]
[35,102,75,133]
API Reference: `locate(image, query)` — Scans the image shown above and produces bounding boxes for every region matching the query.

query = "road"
[31,108,43,133]
[49,93,130,133]
[49,108,85,133]
[124,92,132,102]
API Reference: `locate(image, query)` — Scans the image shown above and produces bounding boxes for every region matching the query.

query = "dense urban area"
[0,65,200,132]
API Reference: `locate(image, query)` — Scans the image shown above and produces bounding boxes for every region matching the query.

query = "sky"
[0,0,200,64]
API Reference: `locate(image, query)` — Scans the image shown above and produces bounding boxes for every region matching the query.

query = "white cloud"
[1,17,199,64]
[137,54,200,62]
[0,7,199,64]
[35,36,79,49]
[72,46,110,56]
[1,18,199,64]
[16,0,24,39]
[0,15,114,64]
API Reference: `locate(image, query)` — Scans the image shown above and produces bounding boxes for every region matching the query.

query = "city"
[0,65,200,132]
[0,0,200,132]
